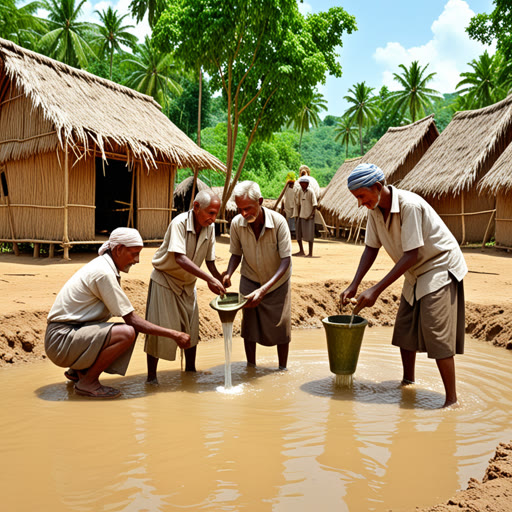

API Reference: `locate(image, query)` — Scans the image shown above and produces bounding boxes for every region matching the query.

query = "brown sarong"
[391,276,465,359]
[240,276,291,346]
[144,279,199,361]
[296,217,315,242]
[44,321,134,375]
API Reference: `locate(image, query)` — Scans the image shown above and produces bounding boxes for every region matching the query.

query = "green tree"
[467,1,512,60]
[334,116,357,157]
[343,81,379,155]
[387,61,440,123]
[455,50,512,109]
[0,0,47,50]
[287,91,327,151]
[93,6,137,80]
[129,0,166,28]
[123,37,183,107]
[154,0,356,215]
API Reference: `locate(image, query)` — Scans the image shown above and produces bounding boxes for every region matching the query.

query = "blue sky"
[76,0,496,117]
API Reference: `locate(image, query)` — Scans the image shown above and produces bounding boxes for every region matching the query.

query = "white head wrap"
[347,163,385,191]
[298,176,310,183]
[98,227,143,255]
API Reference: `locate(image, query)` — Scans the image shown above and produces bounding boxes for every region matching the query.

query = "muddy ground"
[1,236,511,510]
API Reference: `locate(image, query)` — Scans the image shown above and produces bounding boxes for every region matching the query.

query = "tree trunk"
[197,67,202,147]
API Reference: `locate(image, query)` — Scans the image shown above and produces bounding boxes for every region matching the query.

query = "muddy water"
[2,327,512,512]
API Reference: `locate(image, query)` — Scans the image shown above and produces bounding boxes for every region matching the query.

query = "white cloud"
[373,0,495,94]
[298,1,313,15]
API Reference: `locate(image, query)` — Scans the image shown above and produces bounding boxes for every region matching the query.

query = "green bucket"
[321,315,368,375]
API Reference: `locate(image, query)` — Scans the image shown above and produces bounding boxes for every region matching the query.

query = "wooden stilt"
[33,243,40,258]
[49,243,55,258]
[481,209,496,249]
[461,192,466,246]
[62,144,71,260]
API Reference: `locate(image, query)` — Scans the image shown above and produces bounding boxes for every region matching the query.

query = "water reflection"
[2,328,512,512]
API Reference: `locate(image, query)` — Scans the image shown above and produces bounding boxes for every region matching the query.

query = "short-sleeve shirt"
[297,188,318,219]
[365,186,468,305]
[47,253,134,323]
[151,210,216,296]
[283,186,295,217]
[229,207,292,293]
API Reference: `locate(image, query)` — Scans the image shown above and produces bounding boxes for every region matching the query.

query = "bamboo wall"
[68,154,95,240]
[428,191,495,244]
[495,193,512,247]
[138,163,174,239]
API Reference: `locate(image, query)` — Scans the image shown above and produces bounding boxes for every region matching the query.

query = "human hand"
[243,287,266,308]
[174,332,191,349]
[208,277,226,296]
[221,271,231,288]
[339,284,358,307]
[352,286,380,315]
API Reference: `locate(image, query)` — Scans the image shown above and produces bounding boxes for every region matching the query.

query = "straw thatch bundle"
[319,115,439,231]
[0,37,226,171]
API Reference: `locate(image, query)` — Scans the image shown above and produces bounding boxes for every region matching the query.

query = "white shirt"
[365,186,468,305]
[47,253,134,323]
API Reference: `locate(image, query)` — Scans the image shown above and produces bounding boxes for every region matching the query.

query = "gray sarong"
[44,321,134,375]
[240,276,291,346]
[296,217,315,242]
[144,278,199,361]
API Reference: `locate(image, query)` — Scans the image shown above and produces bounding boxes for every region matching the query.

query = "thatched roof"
[174,176,209,198]
[320,115,438,225]
[478,141,512,194]
[0,38,226,171]
[400,94,512,197]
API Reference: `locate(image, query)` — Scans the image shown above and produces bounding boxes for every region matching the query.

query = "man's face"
[287,181,295,188]
[299,181,309,191]
[350,184,381,210]
[112,245,142,273]
[193,198,221,228]
[235,195,262,223]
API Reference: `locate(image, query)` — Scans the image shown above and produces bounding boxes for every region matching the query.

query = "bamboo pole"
[128,162,135,228]
[49,244,55,258]
[461,192,466,246]
[33,243,40,258]
[0,170,19,256]
[272,182,290,211]
[189,166,199,210]
[169,165,176,223]
[481,209,497,249]
[62,144,71,260]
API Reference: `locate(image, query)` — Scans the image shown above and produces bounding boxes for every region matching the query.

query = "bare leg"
[293,239,305,256]
[277,343,289,369]
[306,241,314,257]
[146,354,159,383]
[185,345,197,371]
[436,356,457,407]
[400,348,416,384]
[76,324,136,395]
[244,340,256,367]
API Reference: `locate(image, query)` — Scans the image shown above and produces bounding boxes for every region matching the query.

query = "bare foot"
[305,254,313,258]
[184,369,212,375]
[146,377,159,385]
[293,251,305,257]
[442,399,459,409]
[401,379,415,386]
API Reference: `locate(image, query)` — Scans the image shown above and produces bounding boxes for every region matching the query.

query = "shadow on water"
[35,361,279,402]
[300,376,446,410]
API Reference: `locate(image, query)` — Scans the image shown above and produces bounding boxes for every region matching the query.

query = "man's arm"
[174,253,225,295]
[352,248,419,315]
[244,256,291,308]
[340,245,380,305]
[122,311,191,348]
[222,254,242,288]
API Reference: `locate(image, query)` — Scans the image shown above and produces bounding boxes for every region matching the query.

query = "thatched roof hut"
[400,95,512,244]
[173,176,210,213]
[319,115,439,238]
[0,38,225,257]
[478,143,512,247]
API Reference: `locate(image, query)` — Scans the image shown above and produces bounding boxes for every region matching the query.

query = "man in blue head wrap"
[340,163,467,408]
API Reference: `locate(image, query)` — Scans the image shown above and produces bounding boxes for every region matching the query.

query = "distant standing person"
[282,177,296,236]
[223,181,292,369]
[45,228,190,399]
[294,176,317,257]
[339,163,467,408]
[144,190,225,383]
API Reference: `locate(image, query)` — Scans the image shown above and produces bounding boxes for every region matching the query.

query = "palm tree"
[456,51,512,109]
[123,37,183,107]
[343,82,380,155]
[38,0,97,68]
[388,61,440,122]
[287,92,328,150]
[93,7,137,80]
[0,0,47,50]
[334,116,357,157]
[129,0,166,28]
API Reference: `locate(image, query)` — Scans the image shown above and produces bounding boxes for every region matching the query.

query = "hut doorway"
[95,157,136,235]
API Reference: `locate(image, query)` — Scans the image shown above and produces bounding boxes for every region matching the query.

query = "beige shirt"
[151,210,215,296]
[230,207,292,293]
[365,186,468,305]
[283,186,296,218]
[296,187,318,219]
[47,253,134,323]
